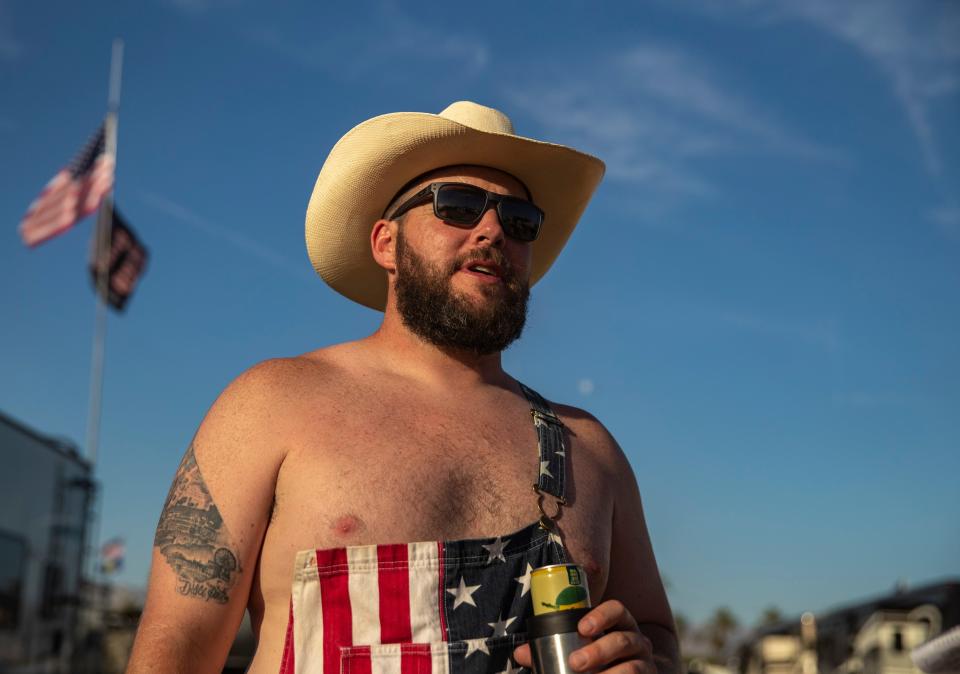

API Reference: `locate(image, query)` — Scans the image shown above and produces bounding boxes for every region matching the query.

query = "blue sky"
[1,0,958,626]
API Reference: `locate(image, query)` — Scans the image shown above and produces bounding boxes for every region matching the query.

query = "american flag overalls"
[279,384,570,674]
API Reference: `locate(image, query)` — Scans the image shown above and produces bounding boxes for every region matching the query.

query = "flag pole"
[85,38,123,468]
[71,38,123,673]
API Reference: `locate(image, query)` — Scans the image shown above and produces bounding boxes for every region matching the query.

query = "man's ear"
[371,219,398,272]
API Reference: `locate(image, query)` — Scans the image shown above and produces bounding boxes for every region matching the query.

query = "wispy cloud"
[618,45,844,162]
[372,3,488,75]
[508,84,717,201]
[786,1,959,177]
[507,43,844,211]
[719,310,841,352]
[240,4,487,79]
[639,296,844,353]
[0,2,21,61]
[673,0,960,177]
[929,204,960,239]
[159,0,242,14]
[577,378,595,396]
[139,190,314,282]
[0,33,17,61]
[831,391,911,409]
[161,0,487,76]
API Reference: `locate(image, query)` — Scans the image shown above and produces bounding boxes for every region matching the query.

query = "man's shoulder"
[225,343,360,399]
[204,347,356,428]
[194,347,361,461]
[550,402,611,442]
[230,353,329,392]
[542,399,629,473]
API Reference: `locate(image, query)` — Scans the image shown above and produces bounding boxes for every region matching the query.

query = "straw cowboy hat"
[305,100,605,311]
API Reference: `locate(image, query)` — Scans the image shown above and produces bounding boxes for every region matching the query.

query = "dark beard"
[394,230,530,355]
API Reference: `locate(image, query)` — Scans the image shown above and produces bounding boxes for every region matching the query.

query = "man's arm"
[602,433,681,674]
[126,360,295,673]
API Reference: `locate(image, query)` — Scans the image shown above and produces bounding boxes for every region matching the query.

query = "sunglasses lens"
[499,200,542,242]
[434,184,542,242]
[436,185,487,224]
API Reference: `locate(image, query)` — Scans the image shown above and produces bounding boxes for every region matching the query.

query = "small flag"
[89,208,149,312]
[18,123,115,247]
[100,537,125,575]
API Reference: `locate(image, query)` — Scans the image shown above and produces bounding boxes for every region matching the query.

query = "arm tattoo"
[154,444,241,604]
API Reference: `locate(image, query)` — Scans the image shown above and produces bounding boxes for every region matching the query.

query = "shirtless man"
[127,102,679,674]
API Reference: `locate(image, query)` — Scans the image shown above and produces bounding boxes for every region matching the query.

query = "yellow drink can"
[531,563,591,615]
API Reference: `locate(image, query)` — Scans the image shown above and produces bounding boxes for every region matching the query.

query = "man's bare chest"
[257,390,614,607]
[275,409,546,544]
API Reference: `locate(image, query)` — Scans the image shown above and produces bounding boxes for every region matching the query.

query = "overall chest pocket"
[340,634,529,674]
[286,524,562,674]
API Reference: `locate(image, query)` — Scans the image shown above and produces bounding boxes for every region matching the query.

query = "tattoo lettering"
[155,444,240,604]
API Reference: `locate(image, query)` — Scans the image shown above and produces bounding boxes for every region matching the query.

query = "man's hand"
[513,600,656,674]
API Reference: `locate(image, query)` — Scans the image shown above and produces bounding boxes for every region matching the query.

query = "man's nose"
[470,206,506,247]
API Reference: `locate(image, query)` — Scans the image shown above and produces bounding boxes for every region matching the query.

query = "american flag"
[18,123,115,247]
[100,537,125,575]
[279,522,567,674]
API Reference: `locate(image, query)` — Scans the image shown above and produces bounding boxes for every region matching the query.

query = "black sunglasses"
[385,182,543,242]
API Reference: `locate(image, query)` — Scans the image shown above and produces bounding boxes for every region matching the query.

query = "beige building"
[741,614,818,674]
[744,634,802,674]
[737,582,958,674]
[841,607,942,674]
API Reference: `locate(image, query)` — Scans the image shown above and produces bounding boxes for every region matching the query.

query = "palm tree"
[759,606,784,627]
[674,613,689,642]
[708,607,739,657]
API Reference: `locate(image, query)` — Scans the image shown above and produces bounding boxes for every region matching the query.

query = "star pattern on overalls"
[482,536,510,564]
[465,637,491,658]
[448,576,482,609]
[487,613,517,637]
[539,460,553,479]
[514,563,533,597]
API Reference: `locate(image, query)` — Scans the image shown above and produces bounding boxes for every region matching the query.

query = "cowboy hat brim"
[306,107,605,311]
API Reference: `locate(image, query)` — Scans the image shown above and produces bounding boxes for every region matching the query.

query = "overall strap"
[519,382,567,506]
